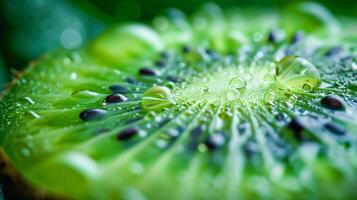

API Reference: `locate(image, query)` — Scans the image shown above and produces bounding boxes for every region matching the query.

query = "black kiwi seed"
[205,49,219,60]
[79,109,107,121]
[320,95,345,110]
[238,123,247,135]
[139,67,159,76]
[325,47,343,57]
[125,77,140,85]
[109,85,130,94]
[117,127,139,141]
[167,75,179,83]
[105,94,128,104]
[204,133,226,150]
[268,31,279,43]
[284,48,294,56]
[243,141,259,156]
[155,60,167,67]
[324,123,346,136]
[182,46,192,53]
[160,51,170,59]
[288,118,304,140]
[291,31,304,44]
[191,125,203,137]
[275,113,286,121]
[187,125,204,150]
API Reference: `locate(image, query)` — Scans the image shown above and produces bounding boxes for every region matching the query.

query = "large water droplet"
[164,81,175,89]
[229,76,247,91]
[276,55,320,90]
[302,83,312,91]
[71,90,102,98]
[352,62,357,70]
[142,86,175,111]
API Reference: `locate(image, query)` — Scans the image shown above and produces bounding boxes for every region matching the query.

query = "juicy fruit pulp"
[1,2,357,200]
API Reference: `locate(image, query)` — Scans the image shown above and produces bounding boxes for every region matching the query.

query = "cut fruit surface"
[1,3,357,200]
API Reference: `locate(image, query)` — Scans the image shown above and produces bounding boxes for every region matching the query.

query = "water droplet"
[131,162,144,174]
[71,90,101,98]
[229,76,246,91]
[142,86,175,111]
[270,165,284,181]
[62,57,72,65]
[276,55,320,90]
[302,83,312,91]
[198,143,208,153]
[164,81,175,89]
[227,91,239,101]
[155,139,168,149]
[145,111,157,119]
[263,73,276,83]
[70,72,77,80]
[264,90,275,102]
[168,128,181,138]
[201,84,209,92]
[352,62,357,70]
[21,148,30,157]
[287,95,297,106]
[252,32,263,42]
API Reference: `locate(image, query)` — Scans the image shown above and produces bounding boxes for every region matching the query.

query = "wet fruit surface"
[1,2,357,200]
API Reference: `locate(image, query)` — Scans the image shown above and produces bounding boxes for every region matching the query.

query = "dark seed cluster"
[76,40,355,163]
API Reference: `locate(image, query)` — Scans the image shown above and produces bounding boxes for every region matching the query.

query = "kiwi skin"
[0,55,63,200]
[0,50,77,199]
[0,150,53,200]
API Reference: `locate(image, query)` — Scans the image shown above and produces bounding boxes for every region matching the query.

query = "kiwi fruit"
[1,2,357,200]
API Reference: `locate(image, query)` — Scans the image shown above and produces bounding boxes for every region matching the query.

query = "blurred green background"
[0,0,356,91]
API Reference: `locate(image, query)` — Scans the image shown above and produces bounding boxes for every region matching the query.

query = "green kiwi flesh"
[1,2,357,200]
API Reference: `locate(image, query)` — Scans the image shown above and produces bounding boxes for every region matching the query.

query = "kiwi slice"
[1,2,357,200]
